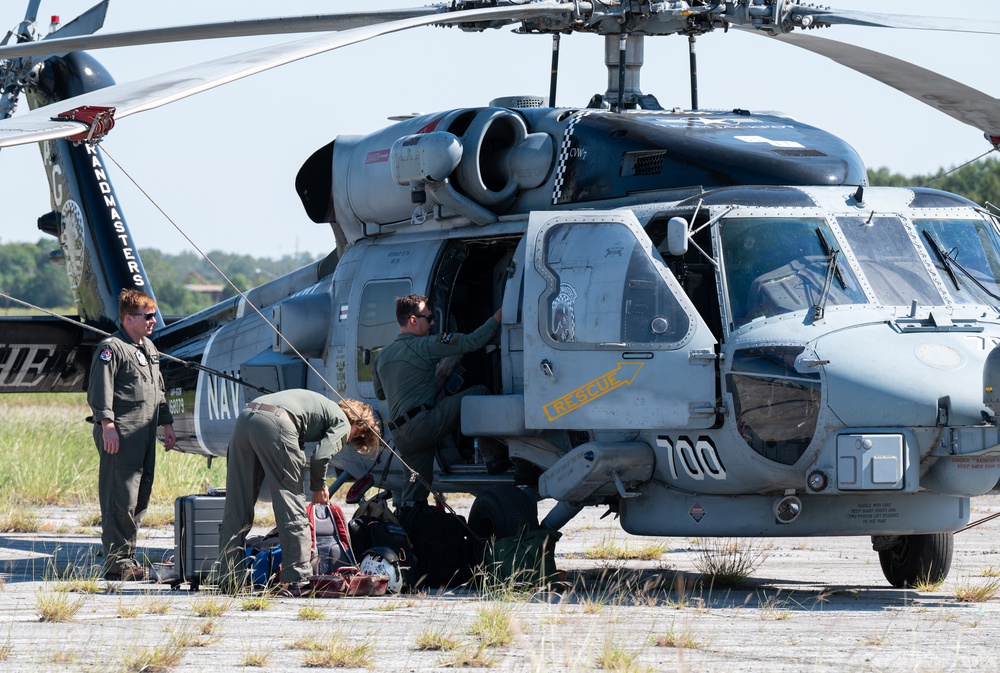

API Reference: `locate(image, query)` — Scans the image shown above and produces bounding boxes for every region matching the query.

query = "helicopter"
[2,0,1000,589]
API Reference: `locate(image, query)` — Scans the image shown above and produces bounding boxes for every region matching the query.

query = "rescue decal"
[657,435,727,481]
[543,362,643,421]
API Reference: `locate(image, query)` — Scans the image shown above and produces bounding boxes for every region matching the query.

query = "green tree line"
[0,242,321,314]
[868,156,1000,205]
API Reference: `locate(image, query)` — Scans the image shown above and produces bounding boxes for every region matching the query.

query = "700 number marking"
[657,436,727,481]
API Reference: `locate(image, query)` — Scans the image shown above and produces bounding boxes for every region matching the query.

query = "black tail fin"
[27,50,159,329]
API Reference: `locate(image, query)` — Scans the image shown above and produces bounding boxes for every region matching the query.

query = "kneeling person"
[217,390,378,592]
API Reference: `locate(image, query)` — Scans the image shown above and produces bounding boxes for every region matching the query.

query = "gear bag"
[308,503,356,574]
[484,528,561,587]
[348,494,416,589]
[397,502,480,589]
[245,529,282,588]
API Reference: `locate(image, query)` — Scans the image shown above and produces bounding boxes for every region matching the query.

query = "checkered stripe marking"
[551,110,591,205]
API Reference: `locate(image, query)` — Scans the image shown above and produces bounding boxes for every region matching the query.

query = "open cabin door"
[522,211,718,430]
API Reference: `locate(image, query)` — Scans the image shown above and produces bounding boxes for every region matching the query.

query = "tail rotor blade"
[45,0,109,41]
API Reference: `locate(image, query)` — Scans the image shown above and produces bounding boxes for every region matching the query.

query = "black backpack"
[398,503,480,589]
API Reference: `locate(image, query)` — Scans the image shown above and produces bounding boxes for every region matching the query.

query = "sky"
[0,0,998,259]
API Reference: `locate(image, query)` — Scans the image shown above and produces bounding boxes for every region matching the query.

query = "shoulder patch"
[438,333,454,344]
[99,348,113,362]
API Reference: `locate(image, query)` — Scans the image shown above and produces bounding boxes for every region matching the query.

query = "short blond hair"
[118,288,156,324]
[338,398,380,455]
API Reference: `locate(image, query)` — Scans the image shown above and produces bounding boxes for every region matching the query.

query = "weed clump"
[692,538,767,588]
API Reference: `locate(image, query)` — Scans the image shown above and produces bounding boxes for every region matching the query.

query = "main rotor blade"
[768,31,1000,139]
[0,2,573,149]
[0,8,439,60]
[800,8,1000,36]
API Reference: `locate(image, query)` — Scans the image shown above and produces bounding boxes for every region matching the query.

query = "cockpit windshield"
[837,216,942,307]
[720,213,1000,329]
[720,217,867,326]
[915,218,1000,305]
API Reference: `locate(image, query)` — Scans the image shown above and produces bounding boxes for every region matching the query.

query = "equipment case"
[173,492,226,590]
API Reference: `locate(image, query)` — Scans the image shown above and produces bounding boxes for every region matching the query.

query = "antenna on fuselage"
[549,33,560,107]
[688,34,699,110]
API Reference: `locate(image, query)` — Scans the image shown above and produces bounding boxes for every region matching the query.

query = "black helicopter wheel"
[469,485,538,541]
[876,533,954,588]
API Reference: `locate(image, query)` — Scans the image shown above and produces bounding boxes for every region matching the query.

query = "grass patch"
[241,595,274,611]
[652,625,701,649]
[0,508,42,533]
[298,604,326,621]
[692,538,767,588]
[954,577,1000,603]
[144,598,170,615]
[301,640,373,668]
[912,575,945,592]
[52,578,104,594]
[141,505,175,529]
[34,591,85,622]
[415,625,460,651]
[440,643,494,668]
[242,646,272,667]
[470,604,516,648]
[0,393,226,510]
[116,600,143,618]
[121,636,185,672]
[192,596,232,618]
[596,638,650,672]
[584,536,667,561]
[46,650,78,664]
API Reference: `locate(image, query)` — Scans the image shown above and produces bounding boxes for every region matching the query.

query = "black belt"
[245,402,287,418]
[387,404,431,432]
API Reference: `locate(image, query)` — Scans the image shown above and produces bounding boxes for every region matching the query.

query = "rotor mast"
[599,33,661,111]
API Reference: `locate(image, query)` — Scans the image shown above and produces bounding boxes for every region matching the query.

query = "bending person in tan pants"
[217,390,377,593]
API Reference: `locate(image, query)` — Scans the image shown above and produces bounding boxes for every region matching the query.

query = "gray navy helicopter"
[2,0,1000,588]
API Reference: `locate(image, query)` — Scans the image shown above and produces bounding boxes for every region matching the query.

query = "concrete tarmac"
[2,496,1000,672]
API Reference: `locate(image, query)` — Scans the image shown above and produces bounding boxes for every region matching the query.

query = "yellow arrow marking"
[543,362,644,422]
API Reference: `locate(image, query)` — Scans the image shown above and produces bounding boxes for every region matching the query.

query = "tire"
[877,532,953,588]
[468,485,538,540]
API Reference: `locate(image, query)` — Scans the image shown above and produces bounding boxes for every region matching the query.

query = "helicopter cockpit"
[665,189,1000,332]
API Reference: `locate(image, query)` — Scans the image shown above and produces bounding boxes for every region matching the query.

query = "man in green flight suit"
[217,390,378,593]
[373,294,507,506]
[88,289,175,581]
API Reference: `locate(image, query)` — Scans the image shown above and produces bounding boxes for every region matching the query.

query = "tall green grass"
[0,393,225,509]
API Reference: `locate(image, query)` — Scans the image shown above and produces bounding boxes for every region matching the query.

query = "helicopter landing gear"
[469,485,538,540]
[873,533,954,588]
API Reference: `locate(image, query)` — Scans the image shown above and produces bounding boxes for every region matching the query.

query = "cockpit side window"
[541,221,690,347]
[720,217,866,327]
[915,218,1000,305]
[837,216,942,307]
[357,279,411,383]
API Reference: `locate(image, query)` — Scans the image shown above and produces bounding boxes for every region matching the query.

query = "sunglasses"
[415,313,434,322]
[130,312,157,320]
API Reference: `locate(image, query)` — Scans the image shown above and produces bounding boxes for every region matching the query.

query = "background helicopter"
[2,0,1000,589]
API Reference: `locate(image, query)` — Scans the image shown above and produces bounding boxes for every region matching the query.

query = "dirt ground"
[2,495,1000,672]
